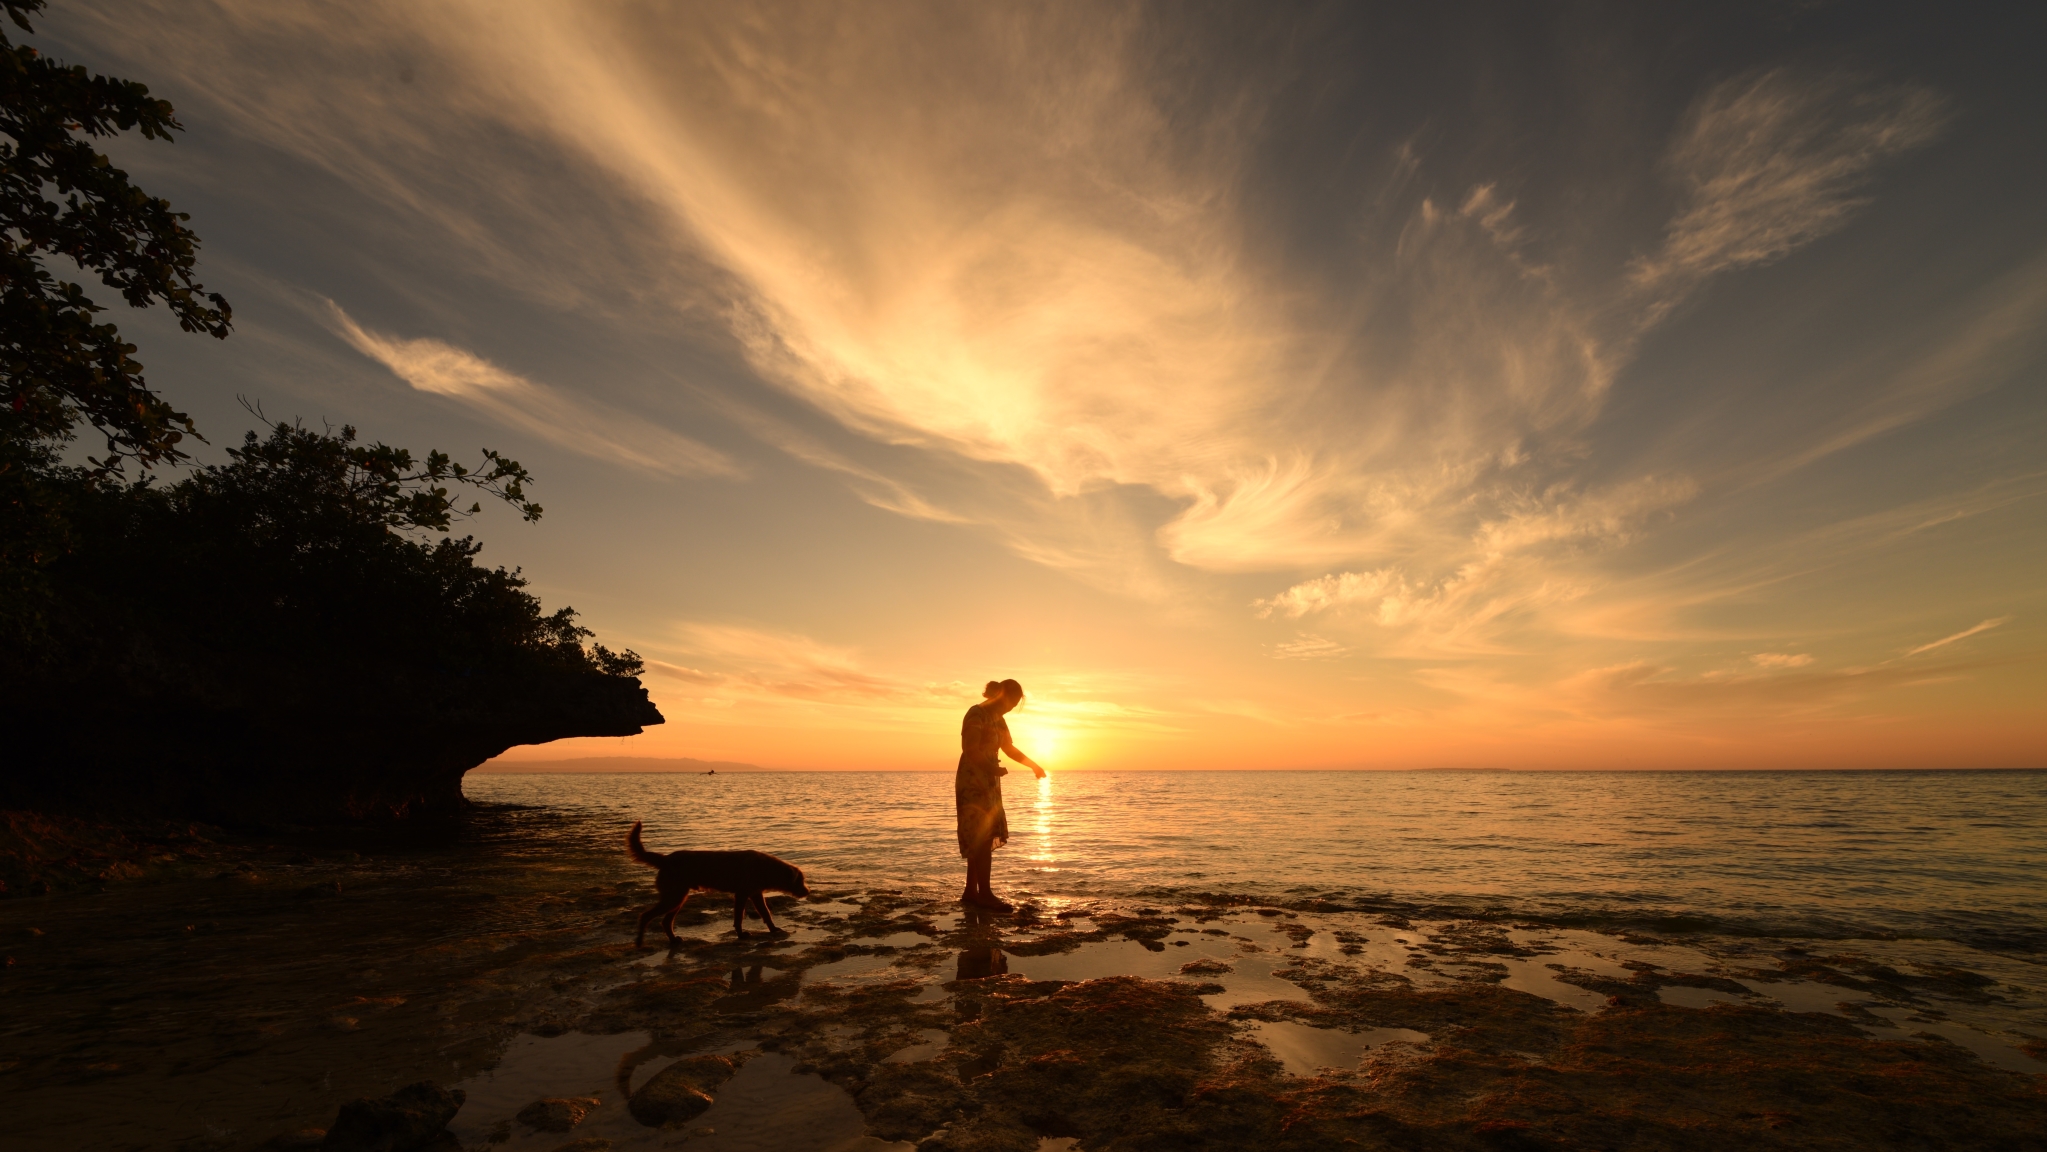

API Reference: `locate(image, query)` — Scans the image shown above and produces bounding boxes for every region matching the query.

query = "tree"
[1,0,230,473]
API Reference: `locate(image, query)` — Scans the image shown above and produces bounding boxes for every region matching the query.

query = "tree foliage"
[203,415,544,533]
[0,5,652,822]
[2,0,230,472]
[5,419,640,683]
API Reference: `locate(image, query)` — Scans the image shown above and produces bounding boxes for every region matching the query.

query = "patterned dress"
[955,702,1011,857]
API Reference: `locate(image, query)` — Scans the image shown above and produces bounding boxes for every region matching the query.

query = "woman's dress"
[955,702,1010,857]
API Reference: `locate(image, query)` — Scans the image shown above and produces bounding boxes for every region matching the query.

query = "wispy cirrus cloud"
[1630,70,1948,312]
[1270,634,1348,660]
[1901,617,2012,659]
[329,303,738,478]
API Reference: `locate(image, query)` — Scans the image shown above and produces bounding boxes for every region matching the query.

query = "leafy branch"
[2,0,231,472]
[215,415,544,533]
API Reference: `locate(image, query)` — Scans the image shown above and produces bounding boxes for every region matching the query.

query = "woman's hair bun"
[983,681,1003,698]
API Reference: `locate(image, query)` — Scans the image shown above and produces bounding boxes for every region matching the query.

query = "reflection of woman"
[956,678,1045,911]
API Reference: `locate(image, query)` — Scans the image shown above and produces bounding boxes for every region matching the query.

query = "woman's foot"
[967,892,1015,913]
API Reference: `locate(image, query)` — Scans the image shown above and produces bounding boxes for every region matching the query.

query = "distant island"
[473,756,766,774]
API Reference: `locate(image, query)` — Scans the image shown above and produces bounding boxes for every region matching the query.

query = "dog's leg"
[751,893,781,934]
[639,890,685,948]
[661,891,691,944]
[732,891,750,938]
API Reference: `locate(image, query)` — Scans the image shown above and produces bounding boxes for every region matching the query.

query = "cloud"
[1561,652,2004,718]
[669,622,923,702]
[1902,617,2011,659]
[330,304,739,478]
[1630,70,1948,312]
[644,659,726,686]
[1271,634,1348,660]
[1750,653,1814,668]
[1251,476,1694,651]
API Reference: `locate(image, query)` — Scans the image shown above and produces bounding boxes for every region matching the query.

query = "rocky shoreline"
[3,806,2043,1151]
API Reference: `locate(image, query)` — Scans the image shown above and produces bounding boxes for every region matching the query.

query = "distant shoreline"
[471,763,2047,774]
[472,756,767,774]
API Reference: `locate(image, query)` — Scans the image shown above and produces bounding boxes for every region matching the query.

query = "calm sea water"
[467,769,2047,948]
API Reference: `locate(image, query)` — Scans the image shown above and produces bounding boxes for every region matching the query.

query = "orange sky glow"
[45,2,2045,771]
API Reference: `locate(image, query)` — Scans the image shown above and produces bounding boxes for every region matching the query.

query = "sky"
[38,1,2046,770]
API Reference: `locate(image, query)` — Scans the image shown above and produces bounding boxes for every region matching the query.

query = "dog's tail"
[626,821,665,867]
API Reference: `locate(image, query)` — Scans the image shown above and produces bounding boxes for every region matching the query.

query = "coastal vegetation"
[0,0,659,827]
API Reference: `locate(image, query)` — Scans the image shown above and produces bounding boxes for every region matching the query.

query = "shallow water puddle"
[1247,1019,1431,1076]
[805,951,915,984]
[1657,985,1748,1010]
[1494,956,1613,1013]
[1203,952,1323,1011]
[854,930,938,948]
[445,1030,647,1150]
[447,1038,912,1151]
[681,1053,915,1152]
[1859,1005,2044,1074]
[994,932,1323,1015]
[1010,937,1229,983]
[1489,930,1639,1013]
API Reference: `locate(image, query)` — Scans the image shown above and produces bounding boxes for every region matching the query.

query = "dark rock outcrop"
[1,418,662,826]
[1,666,660,824]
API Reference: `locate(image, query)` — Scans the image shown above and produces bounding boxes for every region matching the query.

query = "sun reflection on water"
[1029,771,1057,872]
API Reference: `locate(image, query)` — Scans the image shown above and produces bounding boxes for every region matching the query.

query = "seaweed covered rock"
[1,422,661,824]
[515,1096,600,1133]
[628,1054,740,1127]
[318,1081,464,1152]
[923,976,1242,1149]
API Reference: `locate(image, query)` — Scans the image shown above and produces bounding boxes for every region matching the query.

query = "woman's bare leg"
[963,845,1012,911]
[963,845,993,905]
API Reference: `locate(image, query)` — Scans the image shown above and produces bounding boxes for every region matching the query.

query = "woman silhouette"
[956,678,1045,910]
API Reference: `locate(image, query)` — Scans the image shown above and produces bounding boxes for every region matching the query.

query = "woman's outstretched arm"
[1002,741,1047,778]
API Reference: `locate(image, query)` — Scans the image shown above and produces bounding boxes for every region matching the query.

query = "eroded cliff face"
[1,666,663,824]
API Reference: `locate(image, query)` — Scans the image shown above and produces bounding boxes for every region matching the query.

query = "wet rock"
[627,1054,737,1127]
[1420,919,1534,956]
[256,1131,326,1150]
[545,1140,610,1152]
[514,1096,599,1132]
[318,1081,463,1151]
[857,1060,969,1141]
[913,976,1237,1149]
[582,973,728,1031]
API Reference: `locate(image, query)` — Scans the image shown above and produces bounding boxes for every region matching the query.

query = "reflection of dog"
[627,821,811,945]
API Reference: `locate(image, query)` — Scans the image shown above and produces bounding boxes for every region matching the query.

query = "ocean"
[468,768,2047,947]
[10,768,2043,1149]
